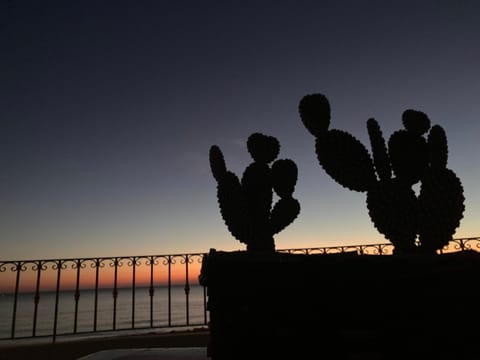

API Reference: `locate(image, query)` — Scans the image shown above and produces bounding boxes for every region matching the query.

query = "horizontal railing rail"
[1,236,478,342]
[277,236,480,255]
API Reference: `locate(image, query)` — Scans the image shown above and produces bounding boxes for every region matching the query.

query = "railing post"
[11,262,23,339]
[183,255,191,326]
[131,257,136,329]
[73,259,82,333]
[148,256,155,328]
[167,256,172,327]
[32,261,43,337]
[112,258,119,331]
[93,258,101,332]
[52,260,65,343]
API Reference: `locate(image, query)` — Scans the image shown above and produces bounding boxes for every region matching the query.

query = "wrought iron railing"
[278,236,480,255]
[0,236,478,342]
[0,253,207,342]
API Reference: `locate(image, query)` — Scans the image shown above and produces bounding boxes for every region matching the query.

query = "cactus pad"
[272,159,298,197]
[402,109,431,135]
[366,180,418,253]
[247,133,280,164]
[388,130,429,185]
[428,125,448,169]
[418,168,465,251]
[298,93,331,137]
[315,130,376,192]
[367,118,391,182]
[209,145,227,181]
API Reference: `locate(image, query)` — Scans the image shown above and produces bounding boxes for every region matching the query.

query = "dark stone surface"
[200,249,480,359]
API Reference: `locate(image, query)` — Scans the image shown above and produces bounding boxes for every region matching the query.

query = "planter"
[199,249,480,359]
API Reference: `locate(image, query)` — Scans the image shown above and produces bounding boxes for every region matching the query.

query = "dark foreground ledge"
[0,330,209,360]
[200,249,480,359]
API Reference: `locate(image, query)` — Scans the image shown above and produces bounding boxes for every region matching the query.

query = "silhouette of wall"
[200,249,480,359]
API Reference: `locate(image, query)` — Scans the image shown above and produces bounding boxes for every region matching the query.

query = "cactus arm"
[428,125,448,169]
[241,163,273,233]
[298,93,331,137]
[418,168,465,252]
[388,130,429,185]
[247,133,280,164]
[216,171,251,245]
[209,145,227,181]
[417,124,463,253]
[402,109,431,135]
[270,197,301,235]
[270,158,301,235]
[316,130,376,192]
[366,181,418,254]
[272,159,298,197]
[209,145,251,245]
[388,110,431,185]
[367,118,391,182]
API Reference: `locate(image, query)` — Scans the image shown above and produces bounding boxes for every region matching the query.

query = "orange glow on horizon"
[0,259,203,294]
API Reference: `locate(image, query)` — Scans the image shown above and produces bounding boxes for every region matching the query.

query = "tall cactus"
[299,93,465,254]
[209,133,300,253]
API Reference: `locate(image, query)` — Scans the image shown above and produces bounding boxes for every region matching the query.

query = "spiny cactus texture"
[209,133,300,253]
[299,94,465,254]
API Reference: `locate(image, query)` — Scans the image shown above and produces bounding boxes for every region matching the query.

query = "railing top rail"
[0,252,208,264]
[277,236,480,253]
[1,236,478,263]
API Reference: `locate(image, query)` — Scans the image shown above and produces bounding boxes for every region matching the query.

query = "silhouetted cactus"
[299,94,465,254]
[209,133,300,252]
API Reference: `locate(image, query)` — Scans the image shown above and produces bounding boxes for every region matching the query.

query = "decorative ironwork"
[0,237,478,343]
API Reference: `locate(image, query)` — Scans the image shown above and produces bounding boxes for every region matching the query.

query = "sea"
[0,284,207,340]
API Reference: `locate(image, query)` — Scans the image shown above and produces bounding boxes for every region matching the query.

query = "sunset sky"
[1,0,479,261]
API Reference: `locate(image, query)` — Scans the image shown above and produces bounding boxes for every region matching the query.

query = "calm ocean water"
[0,285,207,339]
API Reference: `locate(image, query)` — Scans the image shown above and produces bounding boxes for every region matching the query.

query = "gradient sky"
[1,0,479,260]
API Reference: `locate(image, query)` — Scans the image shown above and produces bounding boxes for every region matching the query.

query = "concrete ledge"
[78,347,208,360]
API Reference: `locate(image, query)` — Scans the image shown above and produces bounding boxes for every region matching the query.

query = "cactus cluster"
[299,94,465,254]
[209,133,300,252]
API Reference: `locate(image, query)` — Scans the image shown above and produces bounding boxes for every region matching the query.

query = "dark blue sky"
[1,0,479,259]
